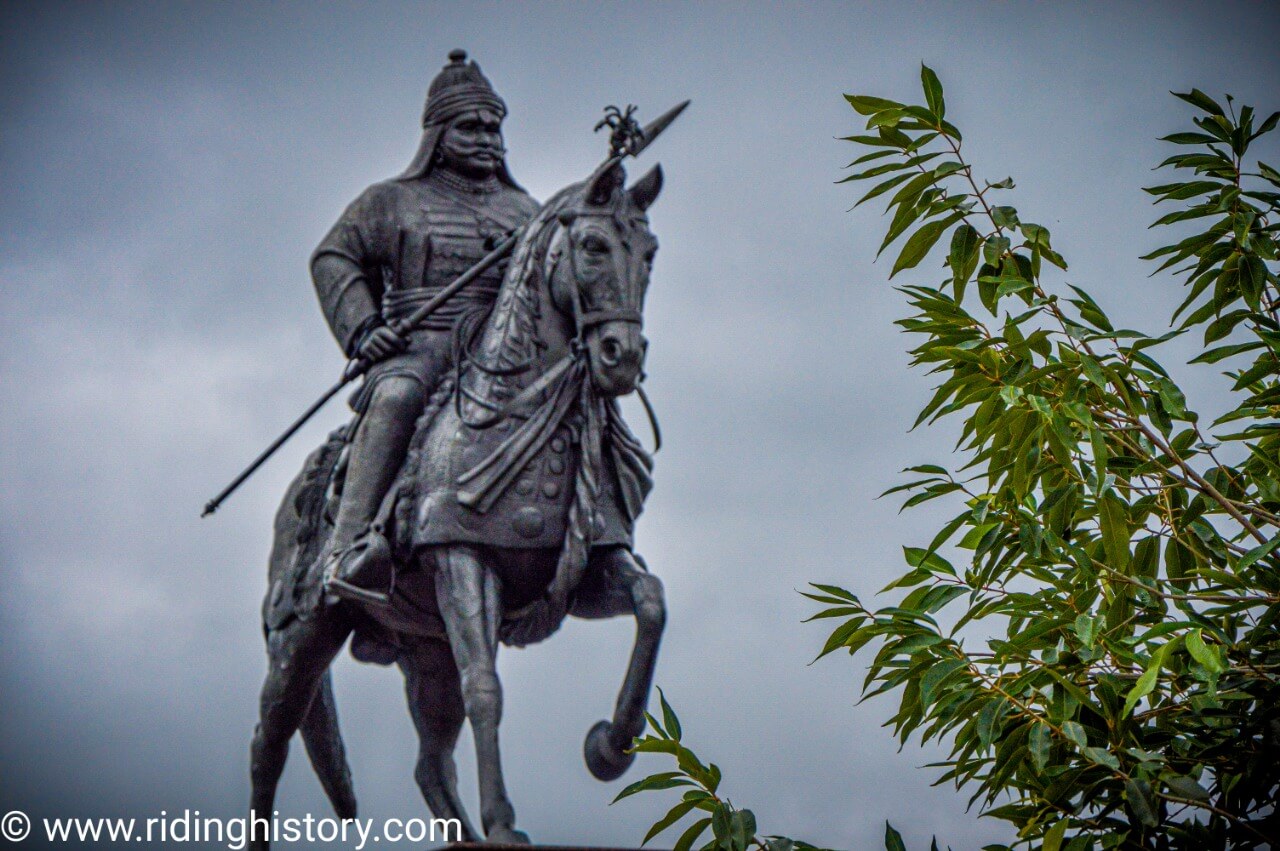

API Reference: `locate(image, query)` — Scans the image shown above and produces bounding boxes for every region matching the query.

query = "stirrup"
[324,575,391,608]
[321,535,394,608]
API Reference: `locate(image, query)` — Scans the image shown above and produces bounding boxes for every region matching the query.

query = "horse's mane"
[468,182,585,402]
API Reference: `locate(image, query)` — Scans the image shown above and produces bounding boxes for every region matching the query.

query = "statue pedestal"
[450,839,655,844]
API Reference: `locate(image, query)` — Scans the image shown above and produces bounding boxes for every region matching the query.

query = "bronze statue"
[312,49,540,605]
[248,50,683,846]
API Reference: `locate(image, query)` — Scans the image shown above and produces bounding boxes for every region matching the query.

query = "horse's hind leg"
[398,637,478,842]
[250,612,352,848]
[434,545,527,844]
[573,547,666,781]
[299,670,357,819]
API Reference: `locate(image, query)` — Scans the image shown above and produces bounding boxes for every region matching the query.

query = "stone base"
[452,845,659,851]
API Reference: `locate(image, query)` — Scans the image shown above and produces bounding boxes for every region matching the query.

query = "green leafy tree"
[622,69,1279,850]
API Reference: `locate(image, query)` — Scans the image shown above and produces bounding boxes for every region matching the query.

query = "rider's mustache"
[456,142,506,157]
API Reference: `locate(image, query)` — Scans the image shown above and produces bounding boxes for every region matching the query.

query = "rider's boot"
[322,377,424,606]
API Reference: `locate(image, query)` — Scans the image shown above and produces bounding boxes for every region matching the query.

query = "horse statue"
[249,155,668,845]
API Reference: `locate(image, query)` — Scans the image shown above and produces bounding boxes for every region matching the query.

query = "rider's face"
[436,109,504,179]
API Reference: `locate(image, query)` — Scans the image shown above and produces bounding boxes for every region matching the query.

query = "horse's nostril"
[600,337,623,366]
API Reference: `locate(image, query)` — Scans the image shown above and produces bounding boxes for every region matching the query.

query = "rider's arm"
[310,184,390,357]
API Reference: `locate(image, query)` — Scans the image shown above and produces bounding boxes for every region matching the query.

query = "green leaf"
[1162,773,1211,802]
[845,94,905,115]
[892,214,963,277]
[885,822,907,851]
[1043,820,1069,851]
[983,234,1011,266]
[1146,180,1223,201]
[920,657,966,705]
[1253,110,1280,137]
[613,772,693,803]
[948,223,982,301]
[643,799,699,845]
[1073,614,1097,649]
[1062,720,1087,749]
[1122,663,1159,716]
[711,806,731,843]
[807,583,859,603]
[1125,778,1159,828]
[854,172,916,207]
[878,196,926,258]
[632,734,680,755]
[1083,746,1120,770]
[673,817,712,851]
[658,687,683,741]
[1188,341,1264,364]
[837,160,910,184]
[1099,494,1132,572]
[1236,536,1280,572]
[1159,131,1220,145]
[921,64,945,120]
[976,697,1006,747]
[991,206,1020,229]
[1029,722,1052,773]
[1184,630,1225,674]
[815,617,866,661]
[1171,88,1225,116]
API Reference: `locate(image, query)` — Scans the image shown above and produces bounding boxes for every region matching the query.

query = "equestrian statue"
[236,51,686,845]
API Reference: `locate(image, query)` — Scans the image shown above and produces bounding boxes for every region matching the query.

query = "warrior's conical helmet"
[421,48,507,128]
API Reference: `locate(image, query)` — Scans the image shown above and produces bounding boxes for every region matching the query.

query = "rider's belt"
[382,284,501,332]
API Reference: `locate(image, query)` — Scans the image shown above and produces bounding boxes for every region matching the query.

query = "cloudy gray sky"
[2,1,1278,848]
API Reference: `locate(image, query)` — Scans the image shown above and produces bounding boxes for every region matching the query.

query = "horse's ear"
[585,160,625,207]
[628,164,663,212]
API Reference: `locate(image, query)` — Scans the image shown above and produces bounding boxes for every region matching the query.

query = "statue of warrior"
[312,49,540,604]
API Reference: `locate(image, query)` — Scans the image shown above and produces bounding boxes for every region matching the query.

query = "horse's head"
[548,161,663,397]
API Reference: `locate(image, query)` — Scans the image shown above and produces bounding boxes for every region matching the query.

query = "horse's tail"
[262,428,359,819]
[291,426,348,573]
[264,425,348,633]
[299,670,357,819]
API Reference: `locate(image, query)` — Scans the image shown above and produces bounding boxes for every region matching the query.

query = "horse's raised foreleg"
[298,670,357,819]
[573,547,666,781]
[434,546,527,844]
[250,612,353,849]
[398,636,478,841]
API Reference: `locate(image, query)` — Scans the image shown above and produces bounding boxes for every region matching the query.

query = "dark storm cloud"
[2,1,1277,848]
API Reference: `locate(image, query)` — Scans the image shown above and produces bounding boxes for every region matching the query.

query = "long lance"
[202,99,690,517]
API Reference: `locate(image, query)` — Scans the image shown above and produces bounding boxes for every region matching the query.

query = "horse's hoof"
[584,719,635,781]
[484,826,530,844]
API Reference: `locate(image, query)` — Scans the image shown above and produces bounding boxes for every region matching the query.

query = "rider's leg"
[324,375,425,601]
[332,375,425,546]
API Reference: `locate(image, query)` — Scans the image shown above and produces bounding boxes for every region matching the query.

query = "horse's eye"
[644,250,657,266]
[581,237,609,255]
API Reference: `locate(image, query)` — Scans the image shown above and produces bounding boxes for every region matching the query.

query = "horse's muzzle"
[587,321,646,397]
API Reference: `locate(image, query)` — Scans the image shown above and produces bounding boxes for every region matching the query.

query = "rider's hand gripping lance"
[201,99,689,517]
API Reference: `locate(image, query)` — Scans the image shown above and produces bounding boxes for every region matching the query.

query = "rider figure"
[313,50,540,604]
